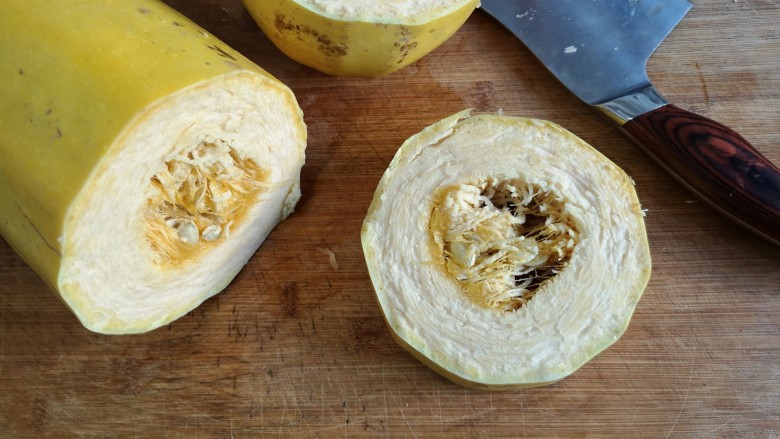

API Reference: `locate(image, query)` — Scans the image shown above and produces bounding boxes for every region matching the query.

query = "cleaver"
[481,0,780,246]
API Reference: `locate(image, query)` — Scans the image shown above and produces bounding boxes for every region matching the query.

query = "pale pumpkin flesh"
[362,110,651,389]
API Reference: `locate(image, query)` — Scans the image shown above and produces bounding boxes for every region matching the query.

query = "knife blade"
[481,0,780,246]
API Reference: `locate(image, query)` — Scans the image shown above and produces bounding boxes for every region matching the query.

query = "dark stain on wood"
[280,281,298,318]
[473,80,497,111]
[346,317,384,353]
[695,62,711,105]
[30,396,48,431]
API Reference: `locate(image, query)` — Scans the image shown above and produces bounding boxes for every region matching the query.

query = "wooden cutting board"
[1,1,778,436]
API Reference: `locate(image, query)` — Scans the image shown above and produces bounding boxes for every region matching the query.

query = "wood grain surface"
[2,0,779,437]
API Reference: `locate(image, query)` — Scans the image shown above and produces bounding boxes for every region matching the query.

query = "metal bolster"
[594,85,668,125]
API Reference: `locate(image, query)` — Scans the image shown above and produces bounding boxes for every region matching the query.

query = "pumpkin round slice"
[242,0,480,77]
[0,0,306,334]
[361,110,651,389]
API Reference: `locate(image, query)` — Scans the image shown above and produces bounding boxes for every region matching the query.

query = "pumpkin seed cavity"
[144,138,268,264]
[430,179,579,311]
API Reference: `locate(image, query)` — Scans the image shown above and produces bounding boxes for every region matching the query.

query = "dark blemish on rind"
[274,14,347,57]
[394,27,417,64]
[45,109,52,115]
[138,8,150,14]
[207,44,237,61]
[56,127,62,138]
[395,41,418,64]
[172,21,182,27]
[15,202,61,256]
[18,68,24,75]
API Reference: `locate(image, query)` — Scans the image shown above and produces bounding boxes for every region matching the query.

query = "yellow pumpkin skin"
[0,0,306,333]
[242,0,480,77]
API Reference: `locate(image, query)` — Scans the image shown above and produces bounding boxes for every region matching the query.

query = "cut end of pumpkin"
[58,71,306,334]
[0,0,308,335]
[362,110,651,389]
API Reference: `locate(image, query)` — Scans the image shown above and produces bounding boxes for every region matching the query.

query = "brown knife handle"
[622,104,780,246]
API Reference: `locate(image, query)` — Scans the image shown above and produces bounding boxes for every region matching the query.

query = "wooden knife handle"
[622,104,780,246]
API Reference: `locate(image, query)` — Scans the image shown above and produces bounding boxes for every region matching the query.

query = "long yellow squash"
[0,0,307,334]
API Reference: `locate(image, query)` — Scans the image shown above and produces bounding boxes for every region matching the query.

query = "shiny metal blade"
[481,0,692,105]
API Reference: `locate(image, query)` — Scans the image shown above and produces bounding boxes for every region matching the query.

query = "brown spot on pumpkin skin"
[395,41,418,64]
[15,202,61,256]
[274,14,348,57]
[207,44,237,61]
[394,27,417,64]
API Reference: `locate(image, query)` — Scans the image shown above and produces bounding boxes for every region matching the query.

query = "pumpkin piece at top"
[242,0,480,77]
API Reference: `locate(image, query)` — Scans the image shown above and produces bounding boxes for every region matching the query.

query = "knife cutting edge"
[481,0,780,246]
